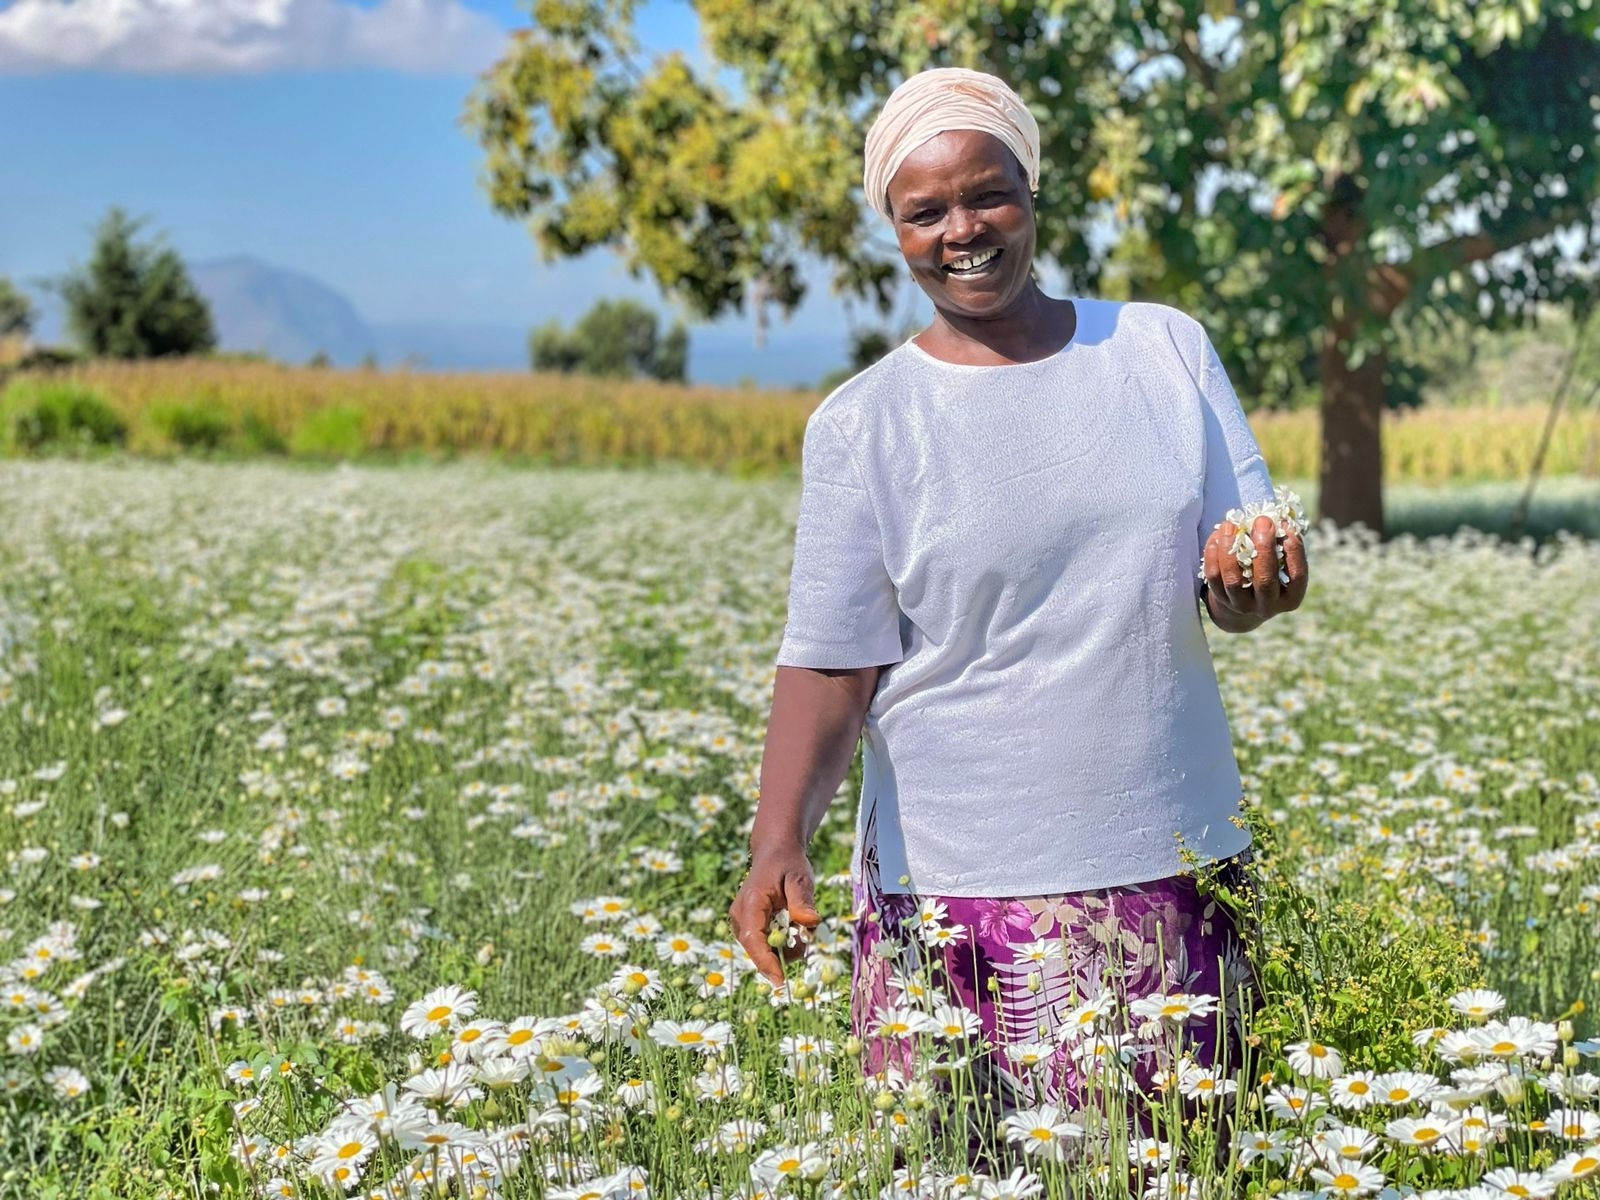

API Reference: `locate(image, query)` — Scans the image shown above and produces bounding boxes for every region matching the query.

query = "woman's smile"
[944,247,1002,276]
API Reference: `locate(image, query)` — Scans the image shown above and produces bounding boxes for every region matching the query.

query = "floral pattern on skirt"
[849,801,1263,1164]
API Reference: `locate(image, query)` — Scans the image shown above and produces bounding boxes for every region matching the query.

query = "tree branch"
[1402,207,1582,297]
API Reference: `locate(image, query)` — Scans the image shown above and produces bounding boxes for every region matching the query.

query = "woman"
[728,67,1308,1168]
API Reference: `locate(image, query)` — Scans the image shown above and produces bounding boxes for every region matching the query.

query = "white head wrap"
[862,67,1041,223]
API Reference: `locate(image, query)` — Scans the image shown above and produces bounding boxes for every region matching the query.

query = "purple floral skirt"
[850,807,1262,1163]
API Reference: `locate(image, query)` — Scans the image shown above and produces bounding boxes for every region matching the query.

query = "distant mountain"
[190,256,376,365]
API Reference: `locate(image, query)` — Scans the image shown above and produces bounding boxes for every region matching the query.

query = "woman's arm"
[1201,515,1310,632]
[729,663,881,984]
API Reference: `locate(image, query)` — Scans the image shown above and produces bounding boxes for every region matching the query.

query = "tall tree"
[653,320,689,382]
[469,0,1600,535]
[531,298,690,380]
[56,207,216,359]
[0,276,34,338]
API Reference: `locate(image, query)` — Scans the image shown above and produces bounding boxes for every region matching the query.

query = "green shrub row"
[0,379,367,460]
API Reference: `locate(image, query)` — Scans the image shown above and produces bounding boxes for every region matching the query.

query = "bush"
[240,409,288,455]
[147,399,233,451]
[1211,808,1486,1069]
[289,404,366,459]
[2,379,127,453]
[13,345,88,372]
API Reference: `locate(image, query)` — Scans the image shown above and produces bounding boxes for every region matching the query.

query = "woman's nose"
[943,204,986,244]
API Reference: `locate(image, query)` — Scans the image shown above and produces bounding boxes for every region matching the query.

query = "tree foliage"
[531,297,690,381]
[469,0,1600,533]
[55,207,217,360]
[0,276,34,339]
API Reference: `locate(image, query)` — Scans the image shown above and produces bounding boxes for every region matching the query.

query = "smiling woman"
[882,129,1066,364]
[730,65,1310,1172]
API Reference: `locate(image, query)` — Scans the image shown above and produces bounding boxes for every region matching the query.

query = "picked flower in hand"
[766,907,814,951]
[1199,485,1309,589]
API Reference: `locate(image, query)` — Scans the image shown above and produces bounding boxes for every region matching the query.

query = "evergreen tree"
[56,207,216,359]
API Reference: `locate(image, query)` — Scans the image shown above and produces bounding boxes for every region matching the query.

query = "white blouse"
[774,298,1272,896]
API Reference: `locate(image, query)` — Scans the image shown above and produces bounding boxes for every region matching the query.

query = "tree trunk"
[1318,320,1387,537]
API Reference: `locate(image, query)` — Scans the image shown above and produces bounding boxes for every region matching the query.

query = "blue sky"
[0,0,890,384]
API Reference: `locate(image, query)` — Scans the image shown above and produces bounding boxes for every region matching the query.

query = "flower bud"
[1493,1073,1525,1105]
[1565,1047,1581,1070]
[767,928,788,948]
[1559,1020,1575,1043]
[873,1091,897,1112]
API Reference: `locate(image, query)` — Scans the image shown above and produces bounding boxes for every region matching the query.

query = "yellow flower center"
[675,1030,704,1043]
[424,1005,452,1021]
[1333,1174,1358,1189]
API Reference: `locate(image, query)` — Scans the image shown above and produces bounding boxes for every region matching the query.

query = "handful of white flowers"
[1200,485,1309,589]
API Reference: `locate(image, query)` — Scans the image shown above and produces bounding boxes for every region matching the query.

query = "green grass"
[0,460,1597,1199]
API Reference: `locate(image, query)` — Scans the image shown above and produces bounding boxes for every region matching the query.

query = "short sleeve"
[1196,329,1276,563]
[774,411,905,670]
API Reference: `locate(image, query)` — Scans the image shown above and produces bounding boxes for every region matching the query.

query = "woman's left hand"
[1201,516,1309,631]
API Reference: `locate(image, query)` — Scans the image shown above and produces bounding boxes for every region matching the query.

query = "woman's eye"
[902,195,1002,223]
[915,192,998,220]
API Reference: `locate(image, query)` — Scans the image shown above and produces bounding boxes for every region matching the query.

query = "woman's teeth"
[945,248,1001,274]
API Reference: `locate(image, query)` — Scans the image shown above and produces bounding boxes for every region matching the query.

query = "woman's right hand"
[728,843,821,986]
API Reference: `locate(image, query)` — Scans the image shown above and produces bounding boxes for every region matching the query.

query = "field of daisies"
[1,458,1599,1200]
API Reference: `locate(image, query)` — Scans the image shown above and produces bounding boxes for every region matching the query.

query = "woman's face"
[883,129,1037,322]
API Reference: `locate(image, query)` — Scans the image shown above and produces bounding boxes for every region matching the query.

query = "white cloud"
[0,0,508,74]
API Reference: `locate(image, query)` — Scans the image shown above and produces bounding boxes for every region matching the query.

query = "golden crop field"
[5,358,1600,483]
